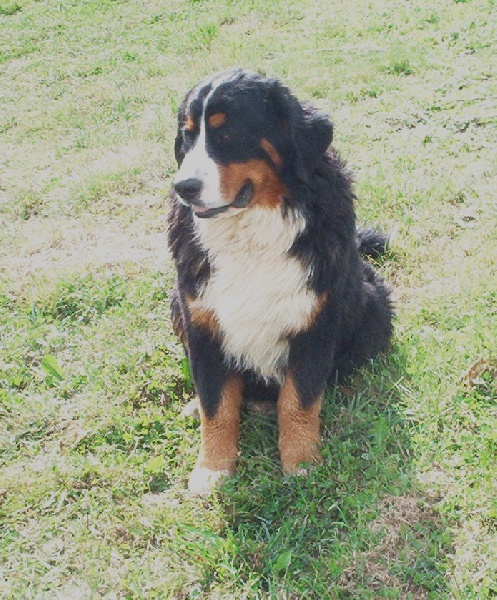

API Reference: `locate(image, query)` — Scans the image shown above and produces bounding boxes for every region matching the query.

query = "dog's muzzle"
[174,179,254,218]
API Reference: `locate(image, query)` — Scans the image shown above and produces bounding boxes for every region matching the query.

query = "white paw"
[181,396,200,419]
[188,466,231,496]
[293,466,310,477]
[282,465,311,478]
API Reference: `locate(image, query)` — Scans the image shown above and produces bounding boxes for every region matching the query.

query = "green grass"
[1,0,496,597]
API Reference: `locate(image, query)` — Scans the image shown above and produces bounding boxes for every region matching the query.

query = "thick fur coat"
[167,69,393,494]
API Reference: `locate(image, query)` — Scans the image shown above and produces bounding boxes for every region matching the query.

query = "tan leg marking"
[189,376,243,495]
[277,373,323,474]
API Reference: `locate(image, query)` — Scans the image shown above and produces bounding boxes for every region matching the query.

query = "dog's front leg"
[186,329,243,495]
[189,375,243,495]
[278,312,335,474]
[277,372,323,474]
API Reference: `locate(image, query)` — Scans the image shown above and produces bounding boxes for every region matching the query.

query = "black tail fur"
[357,227,390,259]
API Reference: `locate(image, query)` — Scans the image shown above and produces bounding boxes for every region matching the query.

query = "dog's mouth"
[192,181,254,219]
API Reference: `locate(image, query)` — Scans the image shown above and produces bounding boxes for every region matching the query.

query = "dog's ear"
[295,105,333,178]
[174,96,188,167]
[174,88,196,166]
[266,81,333,181]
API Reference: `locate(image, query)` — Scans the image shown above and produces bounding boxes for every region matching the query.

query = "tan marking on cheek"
[220,160,286,209]
[198,376,243,473]
[208,112,226,128]
[277,372,323,474]
[260,138,283,168]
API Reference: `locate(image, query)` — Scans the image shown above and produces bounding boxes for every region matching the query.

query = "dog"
[167,69,393,495]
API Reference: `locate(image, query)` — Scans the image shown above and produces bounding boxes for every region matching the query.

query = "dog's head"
[173,69,333,218]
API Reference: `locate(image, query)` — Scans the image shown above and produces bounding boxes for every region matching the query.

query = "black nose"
[174,178,203,202]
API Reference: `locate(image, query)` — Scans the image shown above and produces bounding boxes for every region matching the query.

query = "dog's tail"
[356,227,390,259]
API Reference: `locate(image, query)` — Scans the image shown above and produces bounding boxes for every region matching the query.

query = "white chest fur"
[191,207,318,383]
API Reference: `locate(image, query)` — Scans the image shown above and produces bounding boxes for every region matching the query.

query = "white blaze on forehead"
[175,71,243,209]
[174,116,221,207]
[174,113,221,208]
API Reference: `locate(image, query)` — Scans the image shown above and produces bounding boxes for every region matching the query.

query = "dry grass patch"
[339,493,445,597]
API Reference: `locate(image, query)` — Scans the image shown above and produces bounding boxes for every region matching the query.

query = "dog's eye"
[183,129,196,142]
[215,125,236,143]
[182,129,197,150]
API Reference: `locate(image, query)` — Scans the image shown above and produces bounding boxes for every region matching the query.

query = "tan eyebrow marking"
[260,138,283,168]
[185,113,196,132]
[208,112,227,128]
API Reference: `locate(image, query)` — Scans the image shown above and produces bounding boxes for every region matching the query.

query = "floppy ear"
[174,86,197,167]
[174,96,188,167]
[295,105,333,178]
[266,81,333,181]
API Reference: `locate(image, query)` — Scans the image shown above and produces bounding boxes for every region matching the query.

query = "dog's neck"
[193,204,306,261]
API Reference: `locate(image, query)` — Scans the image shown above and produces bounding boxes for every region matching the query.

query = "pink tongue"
[193,205,209,214]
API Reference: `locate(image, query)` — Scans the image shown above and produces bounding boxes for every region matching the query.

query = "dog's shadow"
[214,345,450,596]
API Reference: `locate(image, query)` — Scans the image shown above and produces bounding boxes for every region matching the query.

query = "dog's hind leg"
[333,263,393,380]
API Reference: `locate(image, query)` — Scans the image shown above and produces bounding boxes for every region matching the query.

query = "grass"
[1,0,496,597]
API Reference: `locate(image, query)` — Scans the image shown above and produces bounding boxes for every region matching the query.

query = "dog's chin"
[192,203,233,219]
[189,181,255,220]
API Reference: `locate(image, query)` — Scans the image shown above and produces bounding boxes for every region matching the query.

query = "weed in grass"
[44,274,128,325]
[0,3,21,16]
[14,188,44,220]
[385,59,413,77]
[190,22,219,50]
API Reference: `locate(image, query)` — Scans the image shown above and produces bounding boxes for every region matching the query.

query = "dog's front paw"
[188,466,232,496]
[181,396,200,419]
[280,447,322,476]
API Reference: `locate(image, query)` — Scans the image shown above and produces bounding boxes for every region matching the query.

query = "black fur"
[168,69,393,415]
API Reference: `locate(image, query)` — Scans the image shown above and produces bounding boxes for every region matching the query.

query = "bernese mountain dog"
[168,68,393,495]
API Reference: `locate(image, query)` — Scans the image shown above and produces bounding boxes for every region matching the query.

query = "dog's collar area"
[189,181,254,219]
